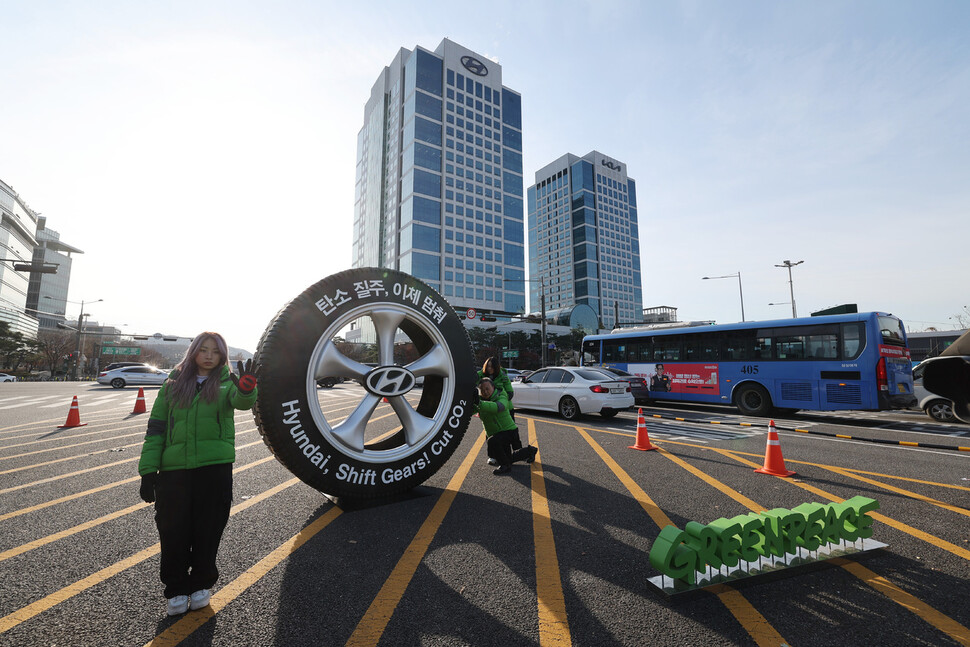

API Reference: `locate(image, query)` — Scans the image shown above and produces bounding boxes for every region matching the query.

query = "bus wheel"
[252,267,476,499]
[735,384,772,417]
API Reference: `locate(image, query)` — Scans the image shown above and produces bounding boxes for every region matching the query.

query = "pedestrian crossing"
[609,420,763,443]
[0,394,136,410]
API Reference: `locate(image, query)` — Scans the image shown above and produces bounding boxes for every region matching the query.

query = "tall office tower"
[352,39,525,317]
[528,152,643,330]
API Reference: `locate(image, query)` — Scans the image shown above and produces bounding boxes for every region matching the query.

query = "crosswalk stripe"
[0,396,60,410]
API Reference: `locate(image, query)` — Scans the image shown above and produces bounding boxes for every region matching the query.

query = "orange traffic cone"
[132,388,147,414]
[754,420,795,477]
[629,408,657,451]
[58,396,88,429]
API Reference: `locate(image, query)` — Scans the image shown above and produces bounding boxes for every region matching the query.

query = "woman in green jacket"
[477,356,520,463]
[475,378,537,474]
[138,332,258,617]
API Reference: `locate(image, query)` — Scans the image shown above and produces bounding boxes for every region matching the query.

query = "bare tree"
[36,330,76,375]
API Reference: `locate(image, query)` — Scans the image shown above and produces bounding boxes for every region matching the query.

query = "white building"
[26,216,83,329]
[0,179,41,338]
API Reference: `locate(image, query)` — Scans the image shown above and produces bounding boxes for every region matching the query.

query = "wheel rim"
[112,379,124,388]
[305,303,456,463]
[929,402,953,421]
[561,398,577,418]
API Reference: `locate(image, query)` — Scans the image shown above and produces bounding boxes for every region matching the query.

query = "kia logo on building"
[461,55,488,77]
[601,160,622,172]
[364,366,416,398]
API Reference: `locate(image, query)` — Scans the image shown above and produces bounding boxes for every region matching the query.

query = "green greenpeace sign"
[649,496,880,586]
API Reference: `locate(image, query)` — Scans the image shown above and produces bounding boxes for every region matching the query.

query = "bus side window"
[777,335,806,359]
[807,334,838,359]
[637,340,653,362]
[842,323,864,360]
[603,341,620,363]
[754,335,772,359]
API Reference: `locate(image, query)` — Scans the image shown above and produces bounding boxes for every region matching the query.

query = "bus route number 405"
[740,365,760,375]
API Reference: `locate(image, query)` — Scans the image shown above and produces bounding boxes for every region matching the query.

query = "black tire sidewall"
[736,383,771,416]
[253,268,476,499]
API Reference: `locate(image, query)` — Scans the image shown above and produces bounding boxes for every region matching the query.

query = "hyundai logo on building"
[461,55,488,77]
[364,366,416,398]
[601,160,622,172]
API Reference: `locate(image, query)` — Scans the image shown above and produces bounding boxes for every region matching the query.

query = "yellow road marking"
[0,477,299,634]
[710,448,970,562]
[571,425,789,647]
[346,432,487,646]
[834,559,970,645]
[144,506,343,647]
[0,456,276,563]
[589,425,970,494]
[528,419,571,646]
[656,446,764,513]
[706,584,790,647]
[571,425,673,529]
[0,438,266,505]
[0,455,139,492]
[552,417,969,645]
[819,465,970,519]
[668,443,970,643]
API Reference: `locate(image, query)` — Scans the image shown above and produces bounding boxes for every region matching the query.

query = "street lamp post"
[702,272,745,322]
[48,297,103,380]
[774,260,804,318]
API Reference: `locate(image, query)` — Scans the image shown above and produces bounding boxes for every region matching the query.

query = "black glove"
[231,359,257,394]
[472,390,481,406]
[140,473,158,503]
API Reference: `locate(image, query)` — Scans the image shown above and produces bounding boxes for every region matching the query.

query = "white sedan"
[97,365,169,389]
[513,366,634,420]
[0,373,16,383]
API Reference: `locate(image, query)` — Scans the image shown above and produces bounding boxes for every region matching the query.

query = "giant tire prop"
[253,268,476,499]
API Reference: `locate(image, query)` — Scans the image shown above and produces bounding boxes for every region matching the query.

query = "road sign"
[102,346,140,355]
[466,308,476,320]
[502,350,519,359]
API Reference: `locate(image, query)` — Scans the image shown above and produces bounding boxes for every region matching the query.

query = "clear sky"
[2,0,968,352]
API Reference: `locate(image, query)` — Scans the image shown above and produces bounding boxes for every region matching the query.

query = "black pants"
[154,464,233,598]
[487,429,532,467]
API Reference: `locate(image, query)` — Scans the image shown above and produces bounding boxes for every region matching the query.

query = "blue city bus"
[581,312,917,416]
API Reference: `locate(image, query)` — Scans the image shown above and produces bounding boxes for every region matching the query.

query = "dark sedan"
[589,366,650,405]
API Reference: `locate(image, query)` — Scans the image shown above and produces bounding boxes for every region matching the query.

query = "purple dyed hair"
[167,332,230,408]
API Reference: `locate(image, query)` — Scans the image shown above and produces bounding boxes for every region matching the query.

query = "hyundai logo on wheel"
[365,366,416,397]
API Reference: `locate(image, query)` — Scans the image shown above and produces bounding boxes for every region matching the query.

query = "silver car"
[912,360,958,422]
[514,366,634,420]
[97,365,169,389]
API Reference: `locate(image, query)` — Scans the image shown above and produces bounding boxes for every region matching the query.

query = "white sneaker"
[167,595,189,616]
[189,589,211,610]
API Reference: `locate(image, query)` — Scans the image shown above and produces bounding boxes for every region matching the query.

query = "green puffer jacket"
[474,388,516,438]
[476,368,514,403]
[138,365,258,475]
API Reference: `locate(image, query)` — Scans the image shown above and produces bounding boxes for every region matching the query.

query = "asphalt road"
[0,382,968,646]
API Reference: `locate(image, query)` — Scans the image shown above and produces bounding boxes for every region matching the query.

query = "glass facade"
[353,39,525,315]
[528,152,643,330]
